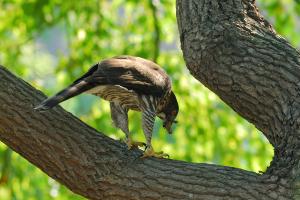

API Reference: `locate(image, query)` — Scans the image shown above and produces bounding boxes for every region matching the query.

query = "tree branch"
[176,0,300,198]
[148,0,161,63]
[0,65,289,199]
[0,0,298,198]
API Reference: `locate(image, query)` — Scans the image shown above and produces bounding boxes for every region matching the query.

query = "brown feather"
[77,55,172,97]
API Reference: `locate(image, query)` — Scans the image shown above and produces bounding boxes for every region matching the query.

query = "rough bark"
[0,0,298,199]
[0,65,283,200]
[176,0,300,199]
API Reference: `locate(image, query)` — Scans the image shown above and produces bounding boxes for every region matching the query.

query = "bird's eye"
[173,120,178,124]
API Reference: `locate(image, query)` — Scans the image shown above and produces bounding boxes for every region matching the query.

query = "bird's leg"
[110,102,145,149]
[140,108,169,158]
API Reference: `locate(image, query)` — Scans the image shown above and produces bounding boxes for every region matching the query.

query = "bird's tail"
[34,80,93,111]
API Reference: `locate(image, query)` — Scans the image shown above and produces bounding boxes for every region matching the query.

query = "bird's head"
[157,91,179,134]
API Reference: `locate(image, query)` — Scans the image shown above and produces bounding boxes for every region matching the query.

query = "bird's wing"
[34,56,171,110]
[78,55,172,97]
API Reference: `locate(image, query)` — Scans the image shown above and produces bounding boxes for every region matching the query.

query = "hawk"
[35,55,179,158]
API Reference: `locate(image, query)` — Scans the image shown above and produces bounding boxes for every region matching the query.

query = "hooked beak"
[163,121,173,134]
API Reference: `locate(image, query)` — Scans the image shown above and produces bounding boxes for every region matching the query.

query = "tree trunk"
[176,0,300,199]
[0,0,298,199]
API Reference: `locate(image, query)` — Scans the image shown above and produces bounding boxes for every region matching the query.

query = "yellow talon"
[141,146,169,158]
[125,138,146,150]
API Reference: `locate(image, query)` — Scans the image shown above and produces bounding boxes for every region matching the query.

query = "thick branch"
[148,0,161,63]
[0,66,291,199]
[176,0,300,198]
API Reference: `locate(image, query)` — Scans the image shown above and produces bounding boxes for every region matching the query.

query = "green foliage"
[258,0,300,48]
[0,0,297,199]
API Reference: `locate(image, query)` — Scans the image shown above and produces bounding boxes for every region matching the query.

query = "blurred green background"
[0,0,299,199]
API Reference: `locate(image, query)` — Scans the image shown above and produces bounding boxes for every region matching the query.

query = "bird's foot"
[125,138,146,150]
[141,146,169,158]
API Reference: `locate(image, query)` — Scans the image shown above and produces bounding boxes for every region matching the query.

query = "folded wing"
[35,56,171,110]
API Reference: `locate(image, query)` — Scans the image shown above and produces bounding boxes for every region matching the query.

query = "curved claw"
[141,147,169,158]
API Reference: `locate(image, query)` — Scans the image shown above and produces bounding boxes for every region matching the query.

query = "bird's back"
[84,56,172,110]
[35,55,172,110]
[84,56,172,97]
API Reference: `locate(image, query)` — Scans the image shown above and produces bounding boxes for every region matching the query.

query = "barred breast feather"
[85,85,140,110]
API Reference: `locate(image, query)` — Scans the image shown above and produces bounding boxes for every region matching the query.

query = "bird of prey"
[35,55,179,158]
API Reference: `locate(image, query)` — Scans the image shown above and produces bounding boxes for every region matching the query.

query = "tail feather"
[34,81,92,111]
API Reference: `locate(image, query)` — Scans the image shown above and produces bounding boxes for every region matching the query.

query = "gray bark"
[0,0,298,199]
[1,65,284,200]
[176,0,300,199]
